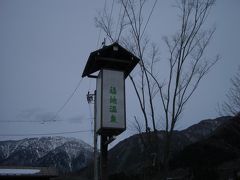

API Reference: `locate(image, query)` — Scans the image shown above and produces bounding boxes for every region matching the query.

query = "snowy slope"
[0,136,93,173]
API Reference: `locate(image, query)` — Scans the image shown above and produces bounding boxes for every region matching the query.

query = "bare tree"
[220,67,240,116]
[95,0,158,133]
[147,0,219,176]
[95,0,219,179]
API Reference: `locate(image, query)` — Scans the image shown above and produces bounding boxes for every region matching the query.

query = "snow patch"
[0,169,40,175]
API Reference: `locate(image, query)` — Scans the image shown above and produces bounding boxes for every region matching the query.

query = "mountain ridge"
[0,116,235,178]
[0,136,93,174]
[108,116,232,175]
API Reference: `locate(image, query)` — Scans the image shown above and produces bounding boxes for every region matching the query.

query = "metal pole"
[87,91,98,180]
[94,90,98,180]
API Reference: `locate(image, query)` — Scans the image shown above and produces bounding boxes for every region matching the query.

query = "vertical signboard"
[96,69,125,135]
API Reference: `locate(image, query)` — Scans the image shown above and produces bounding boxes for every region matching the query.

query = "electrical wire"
[0,118,95,124]
[140,0,158,40]
[103,0,107,12]
[0,120,49,123]
[50,78,83,121]
[96,28,102,48]
[109,0,114,23]
[0,130,92,137]
[0,78,83,125]
[114,1,123,40]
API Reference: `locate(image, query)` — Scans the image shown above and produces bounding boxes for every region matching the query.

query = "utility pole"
[88,91,112,180]
[87,91,98,180]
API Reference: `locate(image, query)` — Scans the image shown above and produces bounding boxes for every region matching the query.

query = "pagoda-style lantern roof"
[82,42,140,78]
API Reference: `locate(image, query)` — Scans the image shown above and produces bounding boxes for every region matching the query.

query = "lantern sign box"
[96,69,126,135]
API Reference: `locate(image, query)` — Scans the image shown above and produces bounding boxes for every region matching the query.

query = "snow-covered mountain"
[0,136,93,174]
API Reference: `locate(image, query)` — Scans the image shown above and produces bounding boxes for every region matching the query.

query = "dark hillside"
[171,115,240,179]
[108,116,231,177]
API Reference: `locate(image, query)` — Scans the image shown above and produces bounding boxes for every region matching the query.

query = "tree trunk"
[163,132,172,180]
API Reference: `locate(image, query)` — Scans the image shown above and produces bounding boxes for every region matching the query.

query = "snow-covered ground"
[0,169,40,175]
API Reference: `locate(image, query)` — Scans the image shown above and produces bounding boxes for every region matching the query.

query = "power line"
[0,78,83,124]
[96,28,102,48]
[0,118,94,124]
[0,130,91,137]
[97,0,106,48]
[115,2,123,40]
[51,78,83,121]
[109,0,114,23]
[0,120,46,123]
[103,0,107,12]
[140,0,158,40]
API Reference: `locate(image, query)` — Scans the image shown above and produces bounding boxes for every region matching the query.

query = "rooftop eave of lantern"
[82,42,140,79]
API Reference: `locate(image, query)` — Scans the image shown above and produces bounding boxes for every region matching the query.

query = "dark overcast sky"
[0,0,239,147]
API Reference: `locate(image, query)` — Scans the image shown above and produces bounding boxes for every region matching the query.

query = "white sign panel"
[96,69,125,135]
